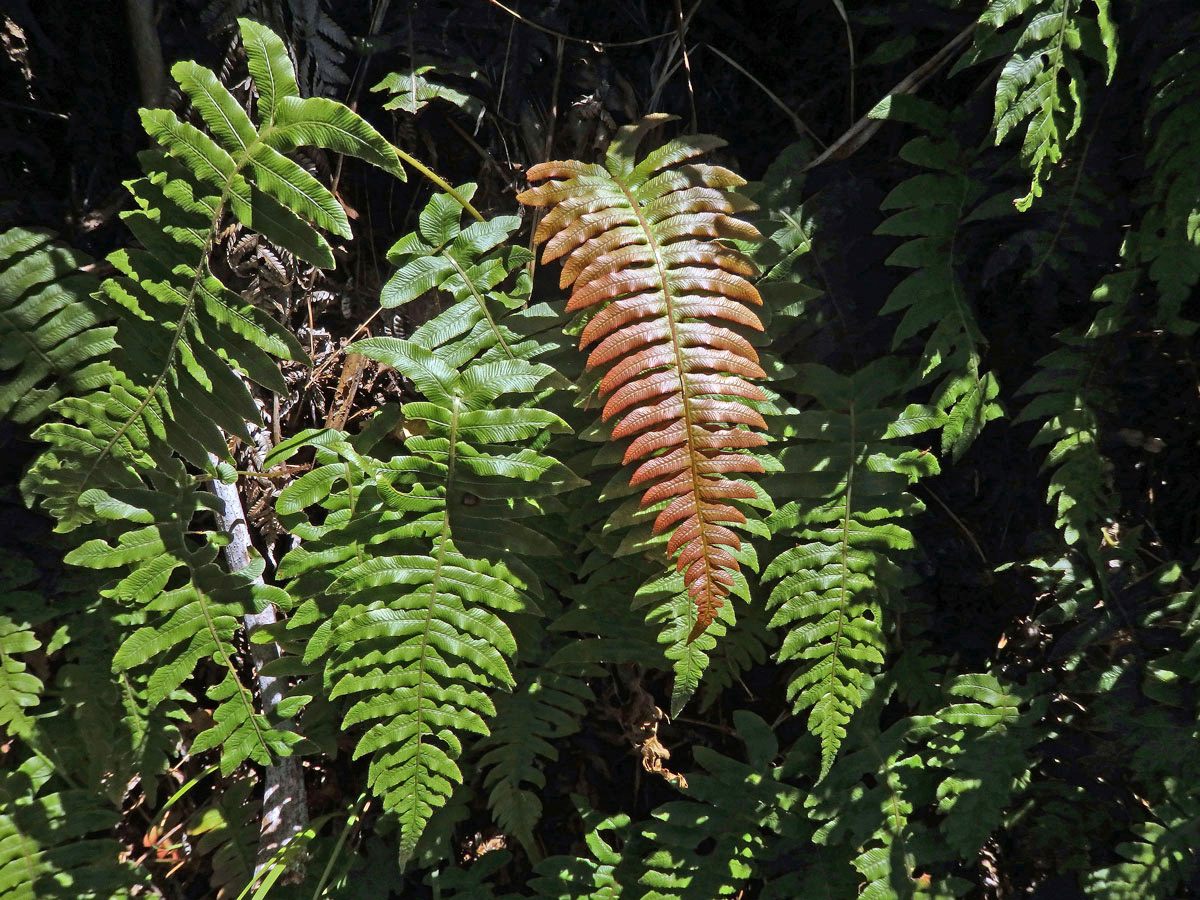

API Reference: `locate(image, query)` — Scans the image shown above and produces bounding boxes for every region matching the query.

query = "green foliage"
[1127,13,1200,333]
[269,188,580,864]
[765,360,940,776]
[0,759,138,900]
[973,0,1117,210]
[4,6,1200,899]
[0,230,113,425]
[872,97,1003,459]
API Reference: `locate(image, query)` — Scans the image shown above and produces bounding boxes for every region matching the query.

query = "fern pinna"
[519,113,767,641]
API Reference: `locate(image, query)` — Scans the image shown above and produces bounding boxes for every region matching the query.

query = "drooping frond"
[476,667,592,858]
[0,229,112,425]
[271,191,580,864]
[974,0,1117,210]
[1015,270,1136,547]
[765,360,941,777]
[873,98,1003,459]
[519,113,768,641]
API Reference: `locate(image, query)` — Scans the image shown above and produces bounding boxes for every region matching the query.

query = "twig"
[803,21,976,172]
[919,483,989,566]
[483,0,685,48]
[305,305,383,389]
[702,43,824,147]
[673,0,699,132]
[124,0,167,107]
[0,99,68,120]
[208,461,310,879]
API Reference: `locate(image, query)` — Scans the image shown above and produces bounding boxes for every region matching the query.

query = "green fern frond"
[529,797,642,900]
[477,667,592,858]
[64,459,303,774]
[874,100,1003,459]
[765,360,942,777]
[1015,270,1137,546]
[373,58,486,119]
[27,18,398,531]
[1128,17,1200,334]
[1086,806,1200,900]
[979,0,1117,210]
[0,618,42,741]
[272,192,578,864]
[187,775,262,899]
[0,757,142,900]
[0,229,113,426]
[637,712,804,900]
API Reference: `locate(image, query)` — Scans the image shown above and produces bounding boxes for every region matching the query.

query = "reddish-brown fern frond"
[518,114,767,641]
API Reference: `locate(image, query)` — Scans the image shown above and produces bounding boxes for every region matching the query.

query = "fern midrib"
[818,400,855,734]
[81,118,299,489]
[443,253,515,359]
[196,582,271,752]
[403,393,461,828]
[615,176,722,625]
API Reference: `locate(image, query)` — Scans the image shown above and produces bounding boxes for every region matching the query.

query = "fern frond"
[874,101,1003,459]
[520,113,768,641]
[1128,18,1200,334]
[0,557,45,740]
[476,667,592,858]
[373,59,486,119]
[765,360,941,777]
[0,757,142,900]
[64,459,303,773]
[1085,806,1200,900]
[187,775,262,899]
[979,0,1117,210]
[27,18,399,530]
[1015,270,1136,546]
[637,712,803,900]
[529,797,642,899]
[0,229,113,426]
[272,192,578,864]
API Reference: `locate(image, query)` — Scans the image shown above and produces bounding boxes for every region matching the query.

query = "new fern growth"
[519,113,768,642]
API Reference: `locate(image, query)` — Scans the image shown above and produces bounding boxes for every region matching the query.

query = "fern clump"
[21,18,400,775]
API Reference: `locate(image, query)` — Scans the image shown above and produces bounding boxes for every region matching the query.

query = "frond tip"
[519,114,768,641]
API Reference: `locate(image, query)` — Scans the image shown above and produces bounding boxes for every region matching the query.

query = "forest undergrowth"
[1,1,1198,898]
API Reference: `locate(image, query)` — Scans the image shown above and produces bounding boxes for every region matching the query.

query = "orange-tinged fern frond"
[519,114,768,640]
